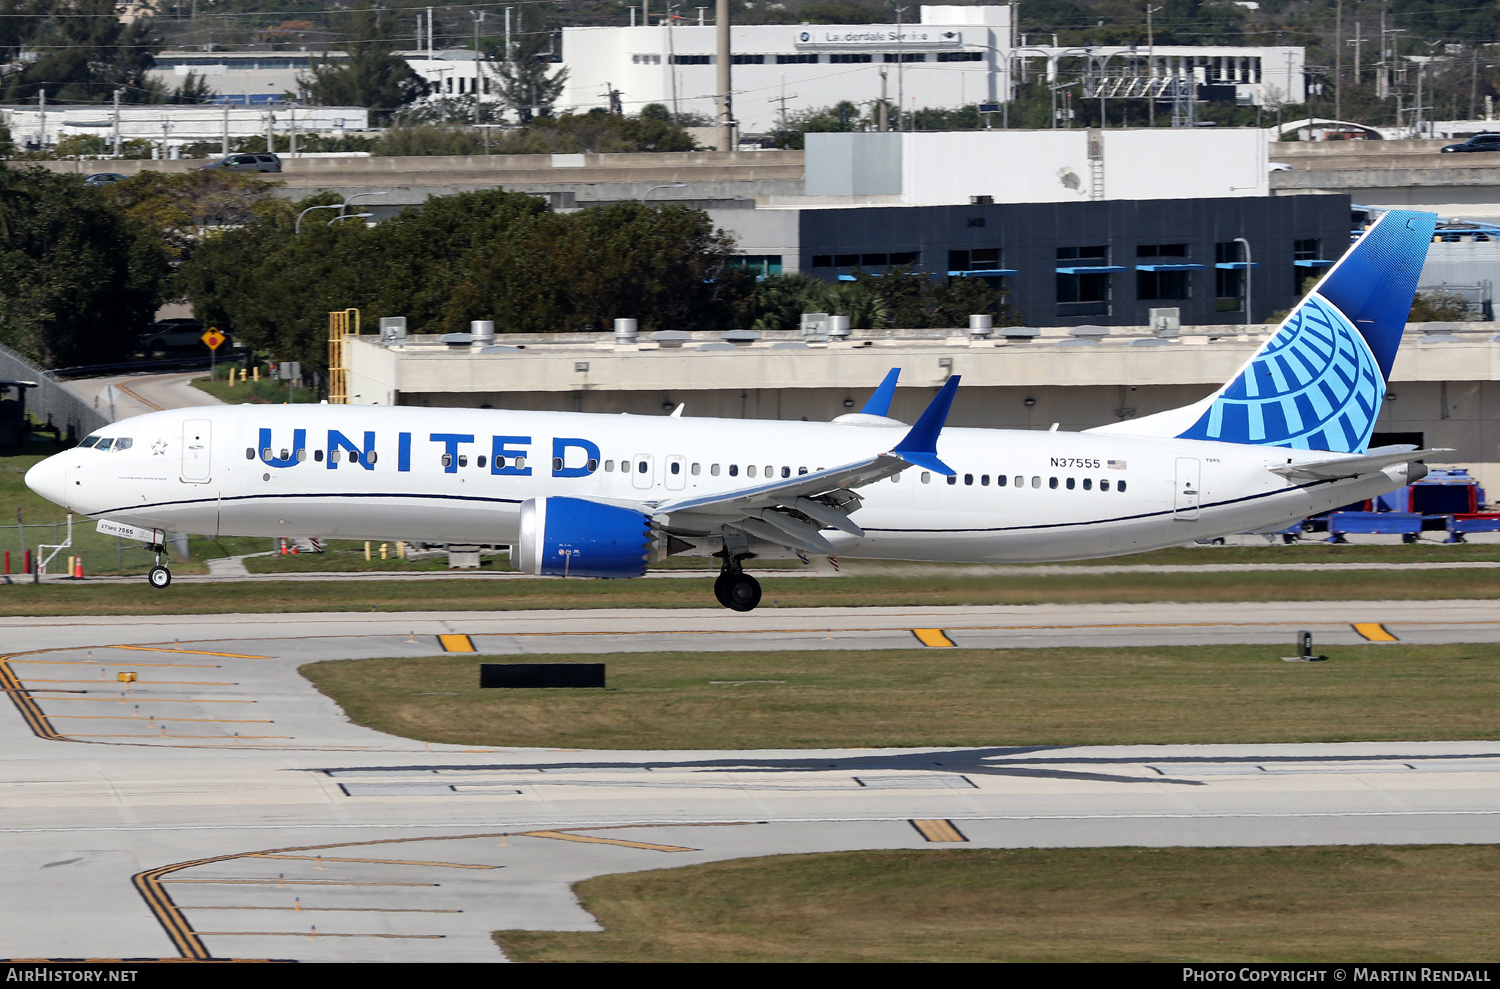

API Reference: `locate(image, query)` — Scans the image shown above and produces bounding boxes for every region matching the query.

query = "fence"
[0,342,109,442]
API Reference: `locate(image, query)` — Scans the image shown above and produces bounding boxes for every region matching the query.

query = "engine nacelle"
[516,497,652,578]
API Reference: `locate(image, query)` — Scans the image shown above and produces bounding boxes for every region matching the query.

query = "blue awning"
[1214,262,1260,270]
[948,268,1019,277]
[1293,259,1335,267]
[1135,263,1206,272]
[1056,265,1128,274]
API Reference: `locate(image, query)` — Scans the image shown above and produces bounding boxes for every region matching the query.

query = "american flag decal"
[1107,459,1127,469]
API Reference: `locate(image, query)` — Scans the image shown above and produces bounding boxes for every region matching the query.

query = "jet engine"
[516,497,653,578]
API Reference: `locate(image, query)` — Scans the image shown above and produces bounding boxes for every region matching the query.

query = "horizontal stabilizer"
[1270,448,1452,482]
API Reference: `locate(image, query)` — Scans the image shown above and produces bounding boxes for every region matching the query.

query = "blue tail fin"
[1172,209,1437,453]
[861,368,901,416]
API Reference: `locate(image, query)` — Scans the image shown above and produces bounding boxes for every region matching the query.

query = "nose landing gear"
[147,543,171,589]
[713,560,761,612]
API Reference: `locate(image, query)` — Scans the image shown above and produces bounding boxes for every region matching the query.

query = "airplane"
[26,208,1443,612]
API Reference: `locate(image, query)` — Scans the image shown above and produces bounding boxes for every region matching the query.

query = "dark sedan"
[1441,134,1500,152]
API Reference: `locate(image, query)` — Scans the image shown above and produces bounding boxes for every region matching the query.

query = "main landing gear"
[714,559,761,612]
[147,543,171,589]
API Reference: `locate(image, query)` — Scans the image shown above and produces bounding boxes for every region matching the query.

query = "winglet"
[860,368,901,416]
[891,376,959,475]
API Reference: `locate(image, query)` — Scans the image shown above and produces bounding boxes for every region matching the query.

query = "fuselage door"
[631,454,654,490]
[181,419,211,483]
[665,455,687,490]
[1173,457,1201,520]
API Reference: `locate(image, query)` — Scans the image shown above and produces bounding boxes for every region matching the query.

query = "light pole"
[296,191,390,233]
[1234,236,1253,334]
[643,183,687,201]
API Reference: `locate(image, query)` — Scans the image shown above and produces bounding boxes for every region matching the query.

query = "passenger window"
[637,460,648,473]
[279,448,289,461]
[330,449,341,464]
[244,447,253,459]
[1118,480,1128,492]
[115,438,132,451]
[711,464,720,476]
[730,464,739,476]
[367,451,377,464]
[1015,476,1024,487]
[798,467,808,475]
[262,447,272,460]
[921,472,931,483]
[1047,477,1057,489]
[1083,478,1092,490]
[441,454,452,467]
[516,457,526,470]
[96,438,113,451]
[604,460,614,472]
[478,455,487,468]
[691,463,701,475]
[1101,479,1110,491]
[314,450,323,462]
[1066,477,1075,490]
[296,448,307,462]
[964,474,973,486]
[671,462,681,475]
[747,465,757,478]
[997,474,1007,487]
[765,465,773,477]
[781,466,790,478]
[981,474,989,486]
[586,458,598,471]
[947,475,957,485]
[495,456,507,469]
[458,455,468,467]
[552,457,563,471]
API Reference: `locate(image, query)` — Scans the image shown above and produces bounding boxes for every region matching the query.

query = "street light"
[296,191,390,233]
[1234,236,1254,334]
[643,183,687,201]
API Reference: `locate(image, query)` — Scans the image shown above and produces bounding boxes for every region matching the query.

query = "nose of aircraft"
[24,453,69,510]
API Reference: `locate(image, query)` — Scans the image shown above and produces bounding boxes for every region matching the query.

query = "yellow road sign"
[201,329,226,351]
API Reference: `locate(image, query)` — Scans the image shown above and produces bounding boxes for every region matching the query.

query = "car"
[83,172,127,186]
[1269,161,1292,172]
[137,319,231,355]
[1441,134,1500,153]
[197,152,282,173]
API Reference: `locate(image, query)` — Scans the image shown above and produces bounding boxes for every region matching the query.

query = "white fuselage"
[26,404,1418,564]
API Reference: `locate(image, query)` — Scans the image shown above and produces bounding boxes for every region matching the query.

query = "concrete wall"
[1103,129,1268,200]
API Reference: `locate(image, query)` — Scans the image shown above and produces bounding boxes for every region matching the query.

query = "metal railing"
[0,342,108,442]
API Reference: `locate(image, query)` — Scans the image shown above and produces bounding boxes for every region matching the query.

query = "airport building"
[0,102,369,153]
[559,5,1305,132]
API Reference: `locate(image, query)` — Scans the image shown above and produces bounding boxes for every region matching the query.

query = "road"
[2,604,1499,961]
[62,371,222,421]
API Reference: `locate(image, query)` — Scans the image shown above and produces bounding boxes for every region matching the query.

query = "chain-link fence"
[0,342,108,443]
[0,521,150,574]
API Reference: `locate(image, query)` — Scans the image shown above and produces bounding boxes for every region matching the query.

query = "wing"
[1269,446,1452,482]
[651,376,961,555]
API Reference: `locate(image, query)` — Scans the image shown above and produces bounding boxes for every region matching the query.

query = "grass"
[299,643,1500,749]
[493,846,1500,962]
[6,566,1500,615]
[189,366,317,404]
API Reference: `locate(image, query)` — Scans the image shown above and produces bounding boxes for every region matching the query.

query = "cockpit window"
[95,438,113,451]
[78,436,100,448]
[113,438,132,451]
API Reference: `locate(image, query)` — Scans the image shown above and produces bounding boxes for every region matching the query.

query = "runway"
[3,601,1499,961]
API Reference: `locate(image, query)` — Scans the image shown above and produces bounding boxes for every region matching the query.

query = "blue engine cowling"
[516,497,653,578]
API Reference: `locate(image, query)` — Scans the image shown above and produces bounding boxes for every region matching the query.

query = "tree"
[494,25,568,123]
[0,0,162,105]
[0,166,168,368]
[301,5,428,122]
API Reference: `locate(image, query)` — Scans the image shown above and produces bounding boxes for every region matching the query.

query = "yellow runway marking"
[13,660,220,668]
[1352,623,1399,642]
[910,819,968,842]
[42,696,254,704]
[116,645,270,659]
[187,906,462,914]
[518,830,694,852]
[49,716,273,723]
[70,734,292,739]
[911,628,956,648]
[438,634,475,652]
[24,679,238,685]
[251,854,498,870]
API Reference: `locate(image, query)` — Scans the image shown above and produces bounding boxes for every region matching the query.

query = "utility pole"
[1334,0,1342,121]
[221,97,228,155]
[878,67,888,131]
[1352,20,1362,82]
[1147,4,1161,127]
[895,5,907,131]
[427,6,434,62]
[37,88,44,151]
[716,0,734,151]
[112,88,122,157]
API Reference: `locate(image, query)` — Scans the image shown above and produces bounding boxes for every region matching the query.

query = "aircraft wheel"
[148,565,172,589]
[713,571,733,608]
[721,573,761,613]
